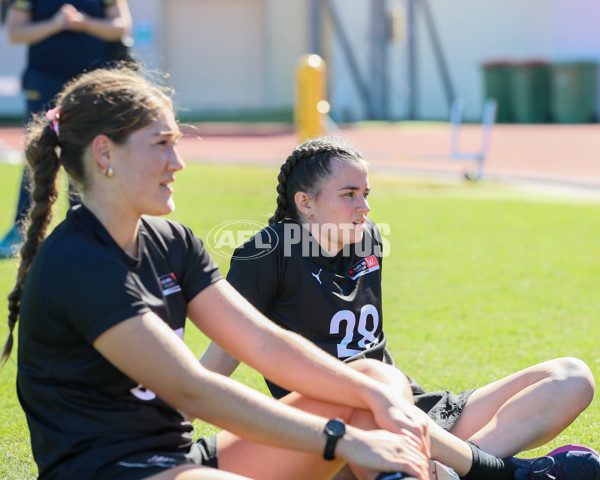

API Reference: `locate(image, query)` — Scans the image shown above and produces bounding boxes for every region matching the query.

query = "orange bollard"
[295,54,330,141]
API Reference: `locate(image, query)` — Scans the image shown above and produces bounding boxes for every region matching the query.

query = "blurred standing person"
[0,0,132,257]
[1,0,9,22]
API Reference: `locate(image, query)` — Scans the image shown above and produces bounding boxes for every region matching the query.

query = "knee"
[349,358,402,384]
[549,357,595,408]
[348,358,386,377]
[348,359,414,402]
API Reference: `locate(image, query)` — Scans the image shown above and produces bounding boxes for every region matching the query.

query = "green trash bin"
[482,60,514,123]
[550,61,598,123]
[510,60,551,123]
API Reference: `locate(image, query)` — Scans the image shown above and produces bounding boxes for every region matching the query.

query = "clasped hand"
[52,4,88,32]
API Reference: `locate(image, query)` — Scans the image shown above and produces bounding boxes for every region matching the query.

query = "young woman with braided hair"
[1,66,437,480]
[201,136,600,480]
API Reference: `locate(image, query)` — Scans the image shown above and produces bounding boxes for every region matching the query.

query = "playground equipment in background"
[293,51,497,182]
[449,97,497,180]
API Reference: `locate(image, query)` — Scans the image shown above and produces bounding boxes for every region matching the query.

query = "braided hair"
[1,64,174,365]
[269,136,365,224]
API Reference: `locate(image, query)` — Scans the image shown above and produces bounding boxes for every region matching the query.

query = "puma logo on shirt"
[311,269,323,285]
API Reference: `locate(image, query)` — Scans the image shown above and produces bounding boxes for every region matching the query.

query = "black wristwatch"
[323,418,346,460]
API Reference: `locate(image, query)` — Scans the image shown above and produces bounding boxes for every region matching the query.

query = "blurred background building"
[1,0,599,123]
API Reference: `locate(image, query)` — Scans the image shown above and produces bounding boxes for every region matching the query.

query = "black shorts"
[97,436,218,480]
[414,389,475,431]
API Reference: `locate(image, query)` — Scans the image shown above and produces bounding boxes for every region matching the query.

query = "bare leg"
[143,358,452,480]
[324,358,595,477]
[216,397,349,480]
[336,360,475,478]
[158,357,593,480]
[146,464,253,479]
[333,465,361,480]
[332,360,431,480]
[450,357,595,458]
[217,359,426,480]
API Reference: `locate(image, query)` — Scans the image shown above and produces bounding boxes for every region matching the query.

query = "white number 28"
[329,304,379,358]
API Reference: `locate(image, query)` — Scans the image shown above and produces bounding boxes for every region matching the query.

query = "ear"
[294,191,311,215]
[91,134,113,171]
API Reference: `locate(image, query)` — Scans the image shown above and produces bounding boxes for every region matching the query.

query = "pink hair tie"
[45,107,61,136]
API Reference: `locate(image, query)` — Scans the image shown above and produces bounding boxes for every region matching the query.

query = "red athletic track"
[2,122,599,191]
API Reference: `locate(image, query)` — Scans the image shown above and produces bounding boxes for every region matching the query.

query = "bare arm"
[7,6,63,44]
[94,311,328,448]
[75,0,131,41]
[93,311,429,478]
[189,280,429,440]
[7,1,131,45]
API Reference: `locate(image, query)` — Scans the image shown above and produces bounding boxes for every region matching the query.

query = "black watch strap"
[323,418,346,460]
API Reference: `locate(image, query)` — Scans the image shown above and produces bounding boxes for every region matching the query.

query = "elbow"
[168,369,232,421]
[106,28,130,43]
[8,32,24,44]
[160,376,211,418]
[116,24,131,39]
[7,28,34,44]
[115,15,133,37]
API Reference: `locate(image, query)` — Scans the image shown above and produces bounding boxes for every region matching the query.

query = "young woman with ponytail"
[201,136,600,480]
[1,66,435,480]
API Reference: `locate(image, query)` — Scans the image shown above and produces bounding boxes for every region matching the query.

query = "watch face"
[325,419,346,437]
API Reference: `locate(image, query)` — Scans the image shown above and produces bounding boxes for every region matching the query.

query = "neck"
[301,222,342,256]
[83,199,141,258]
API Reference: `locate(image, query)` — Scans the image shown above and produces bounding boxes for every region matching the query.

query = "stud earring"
[105,166,114,178]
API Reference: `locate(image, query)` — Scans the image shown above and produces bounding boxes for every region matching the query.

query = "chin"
[341,230,364,247]
[147,201,175,217]
[332,224,364,246]
[350,231,364,244]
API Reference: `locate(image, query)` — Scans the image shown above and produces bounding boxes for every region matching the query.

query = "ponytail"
[2,120,60,365]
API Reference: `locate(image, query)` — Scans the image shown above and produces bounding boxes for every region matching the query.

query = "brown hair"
[1,64,174,364]
[269,136,365,224]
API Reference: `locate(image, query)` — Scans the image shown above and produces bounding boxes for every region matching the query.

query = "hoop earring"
[105,166,114,178]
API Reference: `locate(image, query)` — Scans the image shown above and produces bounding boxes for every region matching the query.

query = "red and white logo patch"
[159,273,182,296]
[348,255,380,280]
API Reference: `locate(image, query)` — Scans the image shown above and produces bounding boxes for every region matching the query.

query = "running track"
[2,122,599,192]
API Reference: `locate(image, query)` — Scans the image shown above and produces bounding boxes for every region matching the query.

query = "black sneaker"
[511,444,600,480]
[375,473,417,480]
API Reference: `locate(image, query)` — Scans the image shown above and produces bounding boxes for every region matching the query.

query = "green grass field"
[1,160,599,479]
